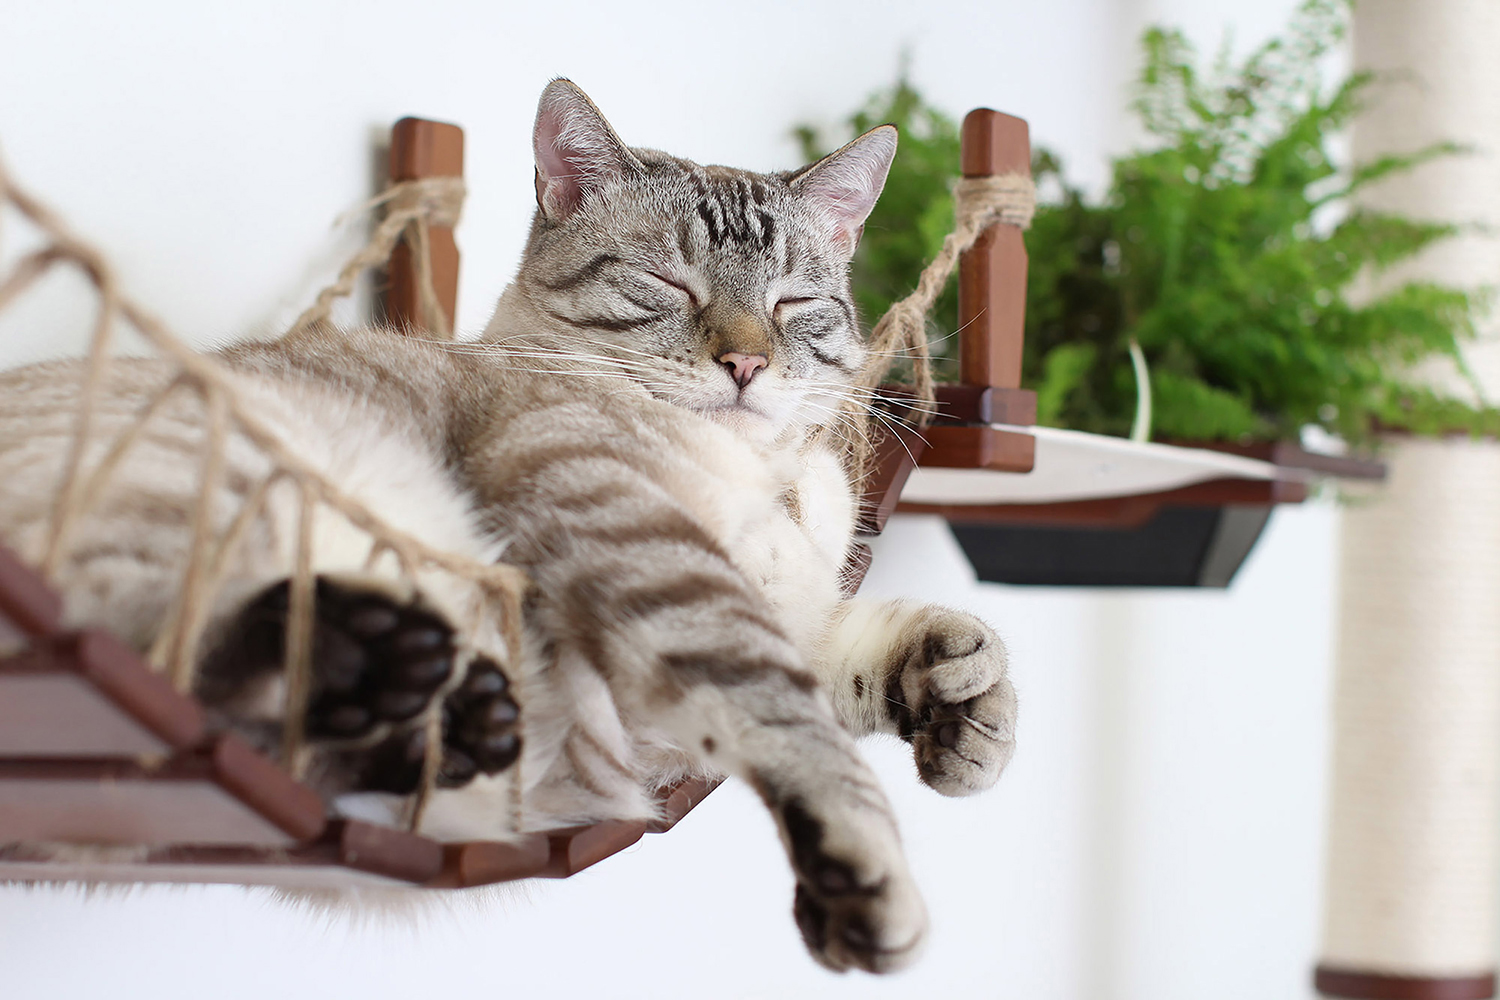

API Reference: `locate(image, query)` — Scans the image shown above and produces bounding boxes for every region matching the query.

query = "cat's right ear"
[534,79,638,222]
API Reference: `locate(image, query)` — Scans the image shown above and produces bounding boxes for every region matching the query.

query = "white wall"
[0,1,1335,997]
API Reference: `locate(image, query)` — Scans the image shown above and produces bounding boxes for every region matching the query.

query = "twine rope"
[841,171,1036,485]
[286,175,465,339]
[0,143,1031,828]
[0,153,521,816]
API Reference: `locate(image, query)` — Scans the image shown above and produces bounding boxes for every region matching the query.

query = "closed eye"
[773,296,822,322]
[646,272,700,308]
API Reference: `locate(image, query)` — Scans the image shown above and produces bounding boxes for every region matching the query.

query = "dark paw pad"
[239,579,457,741]
[440,655,522,783]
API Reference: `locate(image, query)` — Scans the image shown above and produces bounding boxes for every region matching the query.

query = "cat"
[0,79,1017,974]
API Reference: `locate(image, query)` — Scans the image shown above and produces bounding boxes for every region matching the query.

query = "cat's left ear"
[790,125,898,257]
[533,79,641,222]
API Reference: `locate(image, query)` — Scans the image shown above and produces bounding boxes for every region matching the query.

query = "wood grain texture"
[958,109,1031,394]
[0,630,206,756]
[1314,967,1497,999]
[920,425,1037,474]
[900,477,1309,529]
[387,117,464,334]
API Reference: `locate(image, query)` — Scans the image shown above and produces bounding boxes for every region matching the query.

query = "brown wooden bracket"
[0,631,206,757]
[920,424,1036,474]
[387,117,464,334]
[1314,967,1497,1000]
[0,544,61,639]
[901,477,1309,530]
[0,734,326,847]
[957,108,1033,413]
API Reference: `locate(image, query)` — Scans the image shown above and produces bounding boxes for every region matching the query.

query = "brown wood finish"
[958,109,1032,395]
[1315,967,1497,999]
[920,424,1037,474]
[901,477,1309,530]
[432,835,552,888]
[0,735,326,846]
[0,544,61,638]
[0,630,206,756]
[1170,439,1387,481]
[855,423,930,535]
[648,776,725,834]
[540,820,649,878]
[880,383,1038,427]
[386,117,464,334]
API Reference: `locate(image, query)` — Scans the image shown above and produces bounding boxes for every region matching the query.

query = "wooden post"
[958,109,1032,393]
[920,107,1036,474]
[386,117,464,335]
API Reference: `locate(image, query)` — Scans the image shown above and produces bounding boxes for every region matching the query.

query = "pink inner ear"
[534,102,585,218]
[796,129,896,254]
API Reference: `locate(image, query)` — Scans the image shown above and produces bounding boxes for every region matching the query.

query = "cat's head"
[504,79,896,445]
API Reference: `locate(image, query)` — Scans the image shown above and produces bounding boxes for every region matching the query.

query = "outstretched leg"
[817,599,1017,797]
[482,405,929,973]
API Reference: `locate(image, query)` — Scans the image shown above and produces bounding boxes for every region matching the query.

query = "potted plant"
[799,0,1496,587]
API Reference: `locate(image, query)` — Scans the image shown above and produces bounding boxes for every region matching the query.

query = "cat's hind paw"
[780,798,927,974]
[889,608,1016,797]
[246,577,460,740]
[224,578,521,795]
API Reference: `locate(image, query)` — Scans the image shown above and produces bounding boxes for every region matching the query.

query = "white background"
[0,1,1340,997]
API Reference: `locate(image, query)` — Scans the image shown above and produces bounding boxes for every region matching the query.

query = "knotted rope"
[0,154,521,831]
[286,175,466,338]
[840,171,1036,485]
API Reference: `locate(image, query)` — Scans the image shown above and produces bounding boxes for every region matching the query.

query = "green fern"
[798,0,1495,444]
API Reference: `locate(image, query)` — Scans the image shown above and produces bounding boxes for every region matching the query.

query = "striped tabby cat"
[0,80,1016,973]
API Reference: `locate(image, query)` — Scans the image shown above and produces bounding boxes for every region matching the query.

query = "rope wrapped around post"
[840,171,1036,486]
[286,175,466,338]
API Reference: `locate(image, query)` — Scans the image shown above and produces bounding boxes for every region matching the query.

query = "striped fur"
[0,80,1017,973]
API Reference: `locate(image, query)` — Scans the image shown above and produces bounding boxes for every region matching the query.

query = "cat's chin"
[696,403,782,443]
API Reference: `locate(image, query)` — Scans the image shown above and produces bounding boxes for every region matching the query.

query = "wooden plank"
[0,544,61,639]
[958,109,1032,396]
[920,425,1036,474]
[0,735,326,847]
[1313,966,1496,999]
[387,117,464,335]
[539,820,648,878]
[1169,439,1387,481]
[648,776,724,834]
[0,631,205,757]
[855,423,929,535]
[880,383,1038,427]
[900,477,1309,530]
[430,834,551,888]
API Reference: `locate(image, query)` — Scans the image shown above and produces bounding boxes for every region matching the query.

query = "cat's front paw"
[888,607,1016,797]
[780,799,927,974]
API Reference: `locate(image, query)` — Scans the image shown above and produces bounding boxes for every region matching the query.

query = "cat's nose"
[719,351,768,389]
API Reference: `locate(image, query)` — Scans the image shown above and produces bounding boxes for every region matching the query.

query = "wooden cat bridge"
[0,110,1360,890]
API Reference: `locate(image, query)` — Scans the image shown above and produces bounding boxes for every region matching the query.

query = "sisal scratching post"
[1318,440,1500,998]
[1317,1,1500,996]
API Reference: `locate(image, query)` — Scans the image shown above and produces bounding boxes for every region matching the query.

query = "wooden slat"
[900,477,1309,530]
[880,383,1038,427]
[920,425,1036,474]
[387,117,464,335]
[958,109,1032,396]
[649,776,725,834]
[1169,439,1387,481]
[0,630,205,757]
[540,820,648,878]
[431,835,551,888]
[0,735,326,847]
[855,423,929,535]
[0,545,61,639]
